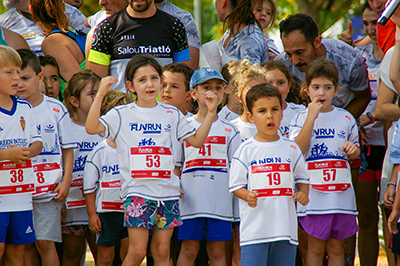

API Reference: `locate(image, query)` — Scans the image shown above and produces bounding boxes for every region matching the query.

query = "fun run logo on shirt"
[250,157,282,165]
[118,45,172,56]
[102,165,120,175]
[312,128,335,139]
[130,123,162,134]
[76,142,99,152]
[0,138,29,149]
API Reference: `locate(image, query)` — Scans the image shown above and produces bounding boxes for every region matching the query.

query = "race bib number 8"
[184,136,228,173]
[0,160,34,195]
[33,162,62,196]
[130,146,172,179]
[249,163,293,198]
[308,159,351,192]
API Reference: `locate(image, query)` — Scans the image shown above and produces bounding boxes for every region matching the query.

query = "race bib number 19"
[249,163,293,198]
[130,146,172,179]
[308,159,351,192]
[0,160,34,195]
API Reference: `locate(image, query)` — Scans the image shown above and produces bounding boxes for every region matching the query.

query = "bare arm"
[345,87,371,119]
[85,28,95,68]
[85,192,102,233]
[2,28,29,50]
[233,187,258,207]
[186,46,199,70]
[376,81,400,121]
[294,183,309,206]
[27,141,43,158]
[86,61,110,78]
[54,148,73,201]
[390,29,400,93]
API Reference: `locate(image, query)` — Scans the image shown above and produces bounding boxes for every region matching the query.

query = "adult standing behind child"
[215,0,269,65]
[0,45,43,266]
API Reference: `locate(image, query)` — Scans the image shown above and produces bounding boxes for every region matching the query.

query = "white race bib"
[65,178,86,209]
[249,163,293,198]
[0,160,34,195]
[100,180,123,212]
[130,146,172,179]
[308,159,351,192]
[33,162,62,196]
[184,136,228,173]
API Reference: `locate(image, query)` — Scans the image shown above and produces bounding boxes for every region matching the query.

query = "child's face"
[74,82,99,115]
[235,78,266,112]
[191,79,225,107]
[17,66,43,100]
[42,65,61,99]
[127,65,161,108]
[253,1,272,30]
[265,69,290,104]
[248,96,282,141]
[159,71,190,111]
[0,64,20,98]
[307,76,337,112]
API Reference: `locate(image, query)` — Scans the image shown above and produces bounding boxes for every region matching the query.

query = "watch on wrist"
[366,112,374,124]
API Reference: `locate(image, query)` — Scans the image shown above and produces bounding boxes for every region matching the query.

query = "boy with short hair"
[177,67,242,266]
[0,45,42,266]
[160,62,194,116]
[16,49,75,266]
[38,55,61,100]
[229,83,309,266]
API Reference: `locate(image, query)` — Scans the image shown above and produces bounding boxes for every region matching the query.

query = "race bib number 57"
[308,159,351,192]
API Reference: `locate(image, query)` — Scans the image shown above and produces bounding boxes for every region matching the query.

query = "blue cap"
[189,67,227,90]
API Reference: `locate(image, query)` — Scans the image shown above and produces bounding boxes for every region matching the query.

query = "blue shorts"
[0,210,36,245]
[97,212,128,247]
[178,217,232,241]
[241,241,296,266]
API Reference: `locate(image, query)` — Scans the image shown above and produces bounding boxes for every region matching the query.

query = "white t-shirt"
[231,117,257,143]
[280,102,306,139]
[88,10,107,28]
[218,105,239,122]
[32,95,76,202]
[276,39,369,108]
[0,4,89,55]
[84,140,123,213]
[180,117,241,221]
[378,47,397,98]
[100,102,196,201]
[229,137,308,246]
[289,107,359,216]
[64,122,103,226]
[0,96,42,212]
[356,44,384,146]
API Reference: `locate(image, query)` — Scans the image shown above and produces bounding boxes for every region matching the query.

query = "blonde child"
[85,55,218,266]
[253,0,280,59]
[262,60,306,138]
[218,61,240,122]
[289,58,360,266]
[0,45,43,265]
[230,83,309,265]
[62,70,103,265]
[84,90,133,266]
[16,49,74,266]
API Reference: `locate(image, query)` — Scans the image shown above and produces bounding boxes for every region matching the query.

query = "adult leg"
[177,240,200,266]
[207,241,226,266]
[61,234,86,266]
[36,240,60,266]
[122,227,149,266]
[151,228,174,266]
[326,238,345,266]
[306,235,326,266]
[4,244,25,266]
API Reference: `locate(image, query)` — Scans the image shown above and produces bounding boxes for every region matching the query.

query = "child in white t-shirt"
[86,55,219,266]
[230,83,309,265]
[289,58,360,265]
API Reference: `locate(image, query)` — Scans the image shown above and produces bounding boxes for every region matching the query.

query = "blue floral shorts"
[124,196,182,230]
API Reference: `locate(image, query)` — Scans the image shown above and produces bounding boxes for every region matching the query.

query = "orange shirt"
[378,19,396,54]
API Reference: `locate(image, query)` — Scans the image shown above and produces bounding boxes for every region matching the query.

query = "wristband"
[388,182,397,187]
[366,112,375,124]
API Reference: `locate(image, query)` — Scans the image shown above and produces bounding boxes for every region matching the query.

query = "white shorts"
[33,201,62,242]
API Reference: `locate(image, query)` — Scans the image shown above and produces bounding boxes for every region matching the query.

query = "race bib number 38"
[308,159,351,192]
[249,163,293,198]
[130,146,172,179]
[0,160,34,195]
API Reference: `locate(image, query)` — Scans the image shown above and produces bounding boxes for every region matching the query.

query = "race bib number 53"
[130,146,172,179]
[308,159,351,192]
[249,163,293,198]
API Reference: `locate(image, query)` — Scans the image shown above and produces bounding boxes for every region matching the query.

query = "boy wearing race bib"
[229,84,309,266]
[176,67,241,266]
[16,49,75,266]
[289,58,360,266]
[0,46,43,265]
[83,90,133,265]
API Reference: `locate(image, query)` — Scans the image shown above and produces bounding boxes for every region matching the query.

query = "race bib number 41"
[130,146,172,179]
[0,160,34,195]
[308,159,351,192]
[249,163,293,198]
